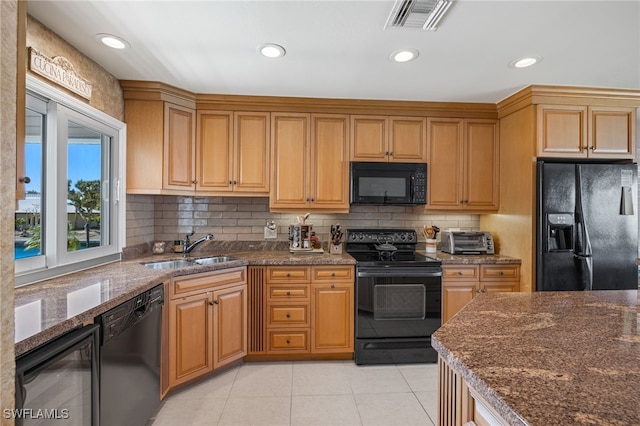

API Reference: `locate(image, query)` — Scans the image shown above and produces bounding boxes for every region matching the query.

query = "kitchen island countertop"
[14,249,355,356]
[432,290,640,425]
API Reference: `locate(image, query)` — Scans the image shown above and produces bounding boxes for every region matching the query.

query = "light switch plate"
[264,226,277,240]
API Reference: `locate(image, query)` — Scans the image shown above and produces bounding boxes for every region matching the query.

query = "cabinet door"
[427,118,464,209]
[168,292,213,387]
[389,117,427,162]
[234,112,271,193]
[464,119,499,210]
[536,105,588,158]
[350,115,389,161]
[310,114,350,210]
[589,107,636,159]
[212,284,247,369]
[164,103,196,190]
[270,113,310,209]
[196,111,233,191]
[442,281,477,323]
[311,283,354,353]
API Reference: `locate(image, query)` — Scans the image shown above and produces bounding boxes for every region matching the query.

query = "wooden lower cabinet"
[168,292,213,387]
[442,264,520,323]
[439,355,509,425]
[166,267,247,391]
[250,265,354,358]
[212,283,247,369]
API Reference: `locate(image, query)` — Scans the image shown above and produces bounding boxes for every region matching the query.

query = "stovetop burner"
[345,228,441,267]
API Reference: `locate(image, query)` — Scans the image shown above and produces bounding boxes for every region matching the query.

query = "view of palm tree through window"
[15,111,108,259]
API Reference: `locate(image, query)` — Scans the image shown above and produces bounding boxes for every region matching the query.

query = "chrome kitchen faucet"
[183,231,214,257]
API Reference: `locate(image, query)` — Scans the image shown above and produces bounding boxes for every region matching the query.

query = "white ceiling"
[27,0,640,104]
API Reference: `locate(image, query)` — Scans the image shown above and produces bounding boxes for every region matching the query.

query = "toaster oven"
[440,231,495,255]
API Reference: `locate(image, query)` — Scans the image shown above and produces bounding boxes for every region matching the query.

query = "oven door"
[356,266,442,339]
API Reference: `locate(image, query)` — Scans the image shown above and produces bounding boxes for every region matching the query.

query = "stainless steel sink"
[143,259,195,269]
[193,256,239,265]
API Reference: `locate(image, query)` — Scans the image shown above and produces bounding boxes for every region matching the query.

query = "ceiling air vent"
[384,0,453,31]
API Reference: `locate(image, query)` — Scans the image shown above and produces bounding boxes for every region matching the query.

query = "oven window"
[373,284,426,320]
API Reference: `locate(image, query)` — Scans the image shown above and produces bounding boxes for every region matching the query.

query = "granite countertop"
[14,249,355,356]
[432,290,640,426]
[431,251,521,265]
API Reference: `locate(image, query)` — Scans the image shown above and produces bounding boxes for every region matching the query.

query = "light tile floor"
[151,361,439,426]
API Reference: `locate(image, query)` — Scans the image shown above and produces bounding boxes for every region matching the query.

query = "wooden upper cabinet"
[389,117,427,162]
[197,111,233,191]
[537,105,635,159]
[351,115,426,162]
[270,113,310,209]
[271,113,349,212]
[350,115,388,161]
[427,118,499,211]
[233,112,271,193]
[589,107,636,158]
[464,119,499,210]
[310,114,350,210]
[164,103,196,191]
[427,118,464,209]
[196,111,270,194]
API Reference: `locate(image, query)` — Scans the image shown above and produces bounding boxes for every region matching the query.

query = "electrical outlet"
[264,226,277,240]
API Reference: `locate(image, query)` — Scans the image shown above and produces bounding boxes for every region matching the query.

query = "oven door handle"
[357,269,442,278]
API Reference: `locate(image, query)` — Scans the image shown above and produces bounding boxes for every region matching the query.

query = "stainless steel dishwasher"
[95,284,164,426]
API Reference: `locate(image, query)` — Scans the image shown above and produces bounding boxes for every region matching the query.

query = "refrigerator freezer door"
[537,163,581,291]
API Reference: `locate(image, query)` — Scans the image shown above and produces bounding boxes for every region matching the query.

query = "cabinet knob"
[457,272,463,275]
[389,152,394,156]
[500,271,504,275]
[229,180,233,185]
[331,272,335,277]
[310,198,315,202]
[589,146,595,151]
[331,284,335,289]
[286,273,291,277]
[233,180,238,184]
[286,339,291,344]
[286,291,291,296]
[214,299,219,304]
[19,176,31,184]
[192,180,197,184]
[286,313,291,318]
[385,151,389,156]
[209,300,215,305]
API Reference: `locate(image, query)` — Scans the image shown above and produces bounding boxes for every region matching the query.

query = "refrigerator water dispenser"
[547,213,574,252]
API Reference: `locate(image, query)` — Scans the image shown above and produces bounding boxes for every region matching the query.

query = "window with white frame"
[15,76,126,286]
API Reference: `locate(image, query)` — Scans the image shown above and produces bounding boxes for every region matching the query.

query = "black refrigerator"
[536,161,638,291]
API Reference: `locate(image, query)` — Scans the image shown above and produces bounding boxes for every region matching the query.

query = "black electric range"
[345,229,442,365]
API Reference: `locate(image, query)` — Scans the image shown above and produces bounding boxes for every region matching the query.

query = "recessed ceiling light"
[390,49,419,63]
[97,33,129,50]
[510,56,542,69]
[259,43,286,58]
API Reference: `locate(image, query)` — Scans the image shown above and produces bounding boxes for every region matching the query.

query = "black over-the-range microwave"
[350,161,427,206]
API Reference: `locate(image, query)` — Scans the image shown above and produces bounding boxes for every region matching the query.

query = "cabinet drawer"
[480,265,520,281]
[442,265,479,280]
[171,267,246,298]
[267,304,309,327]
[268,330,310,352]
[312,265,353,282]
[267,284,310,301]
[266,266,310,283]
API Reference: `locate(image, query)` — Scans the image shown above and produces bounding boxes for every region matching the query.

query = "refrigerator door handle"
[574,165,594,291]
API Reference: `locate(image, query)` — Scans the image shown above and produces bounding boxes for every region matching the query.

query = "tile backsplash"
[126,195,480,247]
